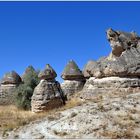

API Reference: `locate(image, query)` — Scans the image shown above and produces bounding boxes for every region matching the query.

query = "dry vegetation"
[0,97,83,137]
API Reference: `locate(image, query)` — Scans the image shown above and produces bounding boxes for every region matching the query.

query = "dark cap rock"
[38,64,57,80]
[61,60,85,80]
[1,71,22,85]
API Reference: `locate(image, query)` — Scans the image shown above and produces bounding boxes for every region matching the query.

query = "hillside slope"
[2,91,140,139]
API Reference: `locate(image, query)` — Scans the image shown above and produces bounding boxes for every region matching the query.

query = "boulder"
[61,60,85,97]
[31,64,65,113]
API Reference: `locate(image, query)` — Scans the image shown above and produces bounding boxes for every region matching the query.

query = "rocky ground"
[1,91,140,139]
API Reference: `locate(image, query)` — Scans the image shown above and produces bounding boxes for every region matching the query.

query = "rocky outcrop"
[31,64,65,113]
[0,71,22,105]
[82,28,140,99]
[87,28,140,78]
[81,77,140,99]
[61,60,85,97]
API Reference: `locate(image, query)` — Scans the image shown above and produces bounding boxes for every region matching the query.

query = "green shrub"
[15,66,39,110]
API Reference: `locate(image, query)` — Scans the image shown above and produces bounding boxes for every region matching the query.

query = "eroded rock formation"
[31,64,65,113]
[0,71,22,105]
[61,60,85,97]
[82,28,140,99]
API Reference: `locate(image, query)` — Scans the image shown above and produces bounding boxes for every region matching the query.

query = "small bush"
[15,84,33,110]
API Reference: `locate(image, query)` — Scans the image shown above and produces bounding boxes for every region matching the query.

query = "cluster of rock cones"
[1,28,140,112]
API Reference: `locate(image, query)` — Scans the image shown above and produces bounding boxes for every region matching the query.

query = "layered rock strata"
[82,28,140,99]
[31,64,65,113]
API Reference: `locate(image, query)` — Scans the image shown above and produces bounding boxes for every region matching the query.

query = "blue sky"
[0,2,140,82]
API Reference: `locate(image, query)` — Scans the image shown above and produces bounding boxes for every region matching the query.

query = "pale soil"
[1,91,140,139]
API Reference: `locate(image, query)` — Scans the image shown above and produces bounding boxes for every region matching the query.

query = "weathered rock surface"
[88,28,140,78]
[31,80,64,113]
[5,92,140,139]
[0,84,17,105]
[0,71,22,105]
[61,80,85,97]
[38,64,57,80]
[81,77,140,99]
[31,65,65,113]
[1,71,22,85]
[61,60,84,80]
[61,60,85,97]
[83,60,96,78]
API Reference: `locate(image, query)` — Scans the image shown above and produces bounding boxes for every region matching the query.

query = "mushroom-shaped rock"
[38,64,57,80]
[61,60,85,97]
[61,60,84,80]
[31,64,66,113]
[0,71,22,105]
[1,71,22,85]
[31,80,65,113]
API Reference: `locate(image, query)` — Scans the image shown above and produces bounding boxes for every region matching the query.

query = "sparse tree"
[15,66,39,110]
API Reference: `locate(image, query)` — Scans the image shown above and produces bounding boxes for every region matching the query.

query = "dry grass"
[0,97,83,136]
[0,105,48,133]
